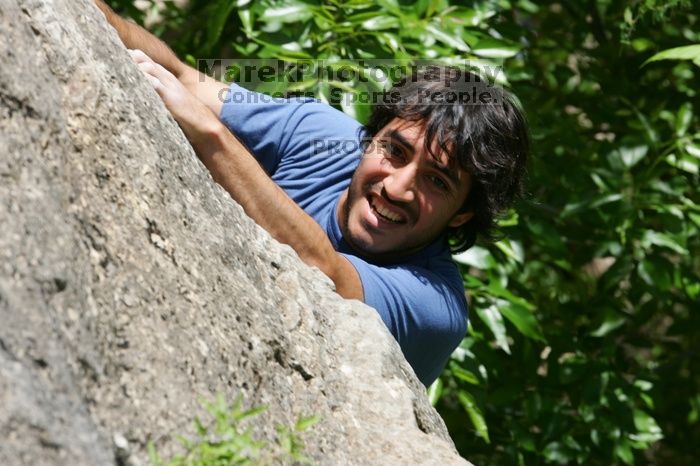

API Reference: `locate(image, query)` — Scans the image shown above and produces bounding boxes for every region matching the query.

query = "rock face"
[0,1,471,465]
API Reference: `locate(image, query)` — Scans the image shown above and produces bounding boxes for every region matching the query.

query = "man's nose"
[383,165,416,203]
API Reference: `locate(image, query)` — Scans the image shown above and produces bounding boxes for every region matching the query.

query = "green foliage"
[110,0,520,122]
[438,2,700,465]
[225,0,519,121]
[148,394,318,466]
[643,44,700,67]
[107,0,700,464]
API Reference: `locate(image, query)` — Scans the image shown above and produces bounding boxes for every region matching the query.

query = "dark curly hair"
[363,66,529,253]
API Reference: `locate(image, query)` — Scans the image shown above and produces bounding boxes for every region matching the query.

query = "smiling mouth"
[369,196,406,224]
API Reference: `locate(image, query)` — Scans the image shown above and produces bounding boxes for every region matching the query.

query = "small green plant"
[148,394,319,466]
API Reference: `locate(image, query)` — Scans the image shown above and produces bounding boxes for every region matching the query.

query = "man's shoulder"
[282,96,366,149]
[396,241,465,294]
[351,241,467,312]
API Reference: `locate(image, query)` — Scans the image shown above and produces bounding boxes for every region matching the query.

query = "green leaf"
[689,395,700,424]
[615,439,634,465]
[472,37,521,58]
[476,305,511,354]
[450,363,481,385]
[494,239,524,264]
[206,0,238,50]
[630,410,663,444]
[147,441,162,466]
[543,441,574,464]
[452,246,494,269]
[675,103,693,137]
[637,259,672,289]
[618,145,648,168]
[286,79,316,93]
[427,377,443,406]
[458,391,490,443]
[634,380,653,392]
[642,230,688,254]
[194,416,208,436]
[424,23,470,52]
[239,9,253,34]
[624,7,633,24]
[361,15,399,31]
[376,32,401,54]
[643,44,700,67]
[412,0,439,17]
[686,143,700,159]
[236,405,267,422]
[486,285,535,311]
[462,274,486,290]
[446,6,496,27]
[259,1,314,24]
[631,101,660,148]
[666,153,700,174]
[590,312,626,337]
[689,212,700,229]
[345,11,386,24]
[561,193,624,218]
[499,303,545,342]
[295,415,320,431]
[376,0,401,15]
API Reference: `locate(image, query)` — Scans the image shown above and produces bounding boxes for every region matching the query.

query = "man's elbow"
[306,253,363,301]
[327,255,364,301]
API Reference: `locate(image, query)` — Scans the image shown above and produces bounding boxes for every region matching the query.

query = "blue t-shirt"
[219,84,468,386]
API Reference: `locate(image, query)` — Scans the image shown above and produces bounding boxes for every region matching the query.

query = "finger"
[128,48,153,64]
[141,61,177,86]
[137,62,164,92]
[137,66,164,94]
[146,74,162,90]
[136,63,168,100]
[137,61,157,76]
[146,74,163,89]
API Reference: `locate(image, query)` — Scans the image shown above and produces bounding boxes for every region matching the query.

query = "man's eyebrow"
[385,130,414,154]
[385,128,460,188]
[428,159,460,188]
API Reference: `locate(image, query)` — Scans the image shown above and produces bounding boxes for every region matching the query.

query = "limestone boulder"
[0,1,471,464]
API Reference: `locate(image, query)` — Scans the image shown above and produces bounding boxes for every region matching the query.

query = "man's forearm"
[94,0,185,78]
[198,123,364,300]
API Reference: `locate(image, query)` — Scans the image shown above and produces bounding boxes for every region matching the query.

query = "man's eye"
[430,175,448,191]
[382,141,404,160]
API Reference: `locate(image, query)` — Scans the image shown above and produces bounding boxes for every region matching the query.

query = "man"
[95,1,529,386]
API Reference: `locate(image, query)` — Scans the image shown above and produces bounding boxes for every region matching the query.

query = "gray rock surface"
[0,0,471,464]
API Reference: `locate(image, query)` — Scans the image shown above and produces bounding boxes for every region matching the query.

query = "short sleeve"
[342,254,468,386]
[218,84,362,176]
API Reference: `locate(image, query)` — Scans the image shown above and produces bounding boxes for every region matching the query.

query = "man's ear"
[448,211,473,228]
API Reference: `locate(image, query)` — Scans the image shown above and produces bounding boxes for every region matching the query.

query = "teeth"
[372,199,402,223]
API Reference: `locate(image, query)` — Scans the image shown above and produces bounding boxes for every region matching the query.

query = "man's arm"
[130,51,364,301]
[203,124,364,300]
[94,0,228,115]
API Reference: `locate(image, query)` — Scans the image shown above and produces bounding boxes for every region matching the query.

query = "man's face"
[338,118,473,260]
